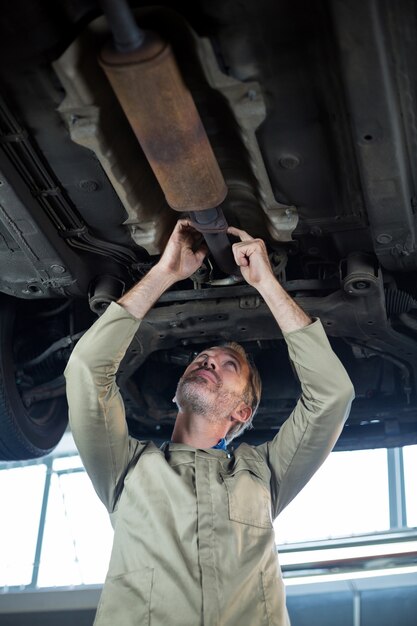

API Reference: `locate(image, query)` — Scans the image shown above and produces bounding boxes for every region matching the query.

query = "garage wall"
[0,610,95,626]
[287,585,417,626]
[1,581,416,626]
[360,587,417,626]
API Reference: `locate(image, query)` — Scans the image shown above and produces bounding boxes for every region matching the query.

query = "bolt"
[23,284,42,295]
[279,155,300,170]
[353,281,368,290]
[51,264,66,274]
[79,179,99,192]
[376,234,392,245]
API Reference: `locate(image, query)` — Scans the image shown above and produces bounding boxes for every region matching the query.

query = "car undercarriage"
[1,0,417,459]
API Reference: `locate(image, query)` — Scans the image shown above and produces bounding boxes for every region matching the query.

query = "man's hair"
[223,341,262,444]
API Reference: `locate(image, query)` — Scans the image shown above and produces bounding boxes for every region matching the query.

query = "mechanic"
[64,219,354,626]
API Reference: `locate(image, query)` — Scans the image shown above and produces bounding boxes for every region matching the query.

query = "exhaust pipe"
[98,0,239,276]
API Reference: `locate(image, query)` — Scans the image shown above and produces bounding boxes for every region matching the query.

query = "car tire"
[0,296,68,460]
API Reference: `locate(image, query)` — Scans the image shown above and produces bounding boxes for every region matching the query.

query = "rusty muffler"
[98,0,239,276]
[99,34,227,212]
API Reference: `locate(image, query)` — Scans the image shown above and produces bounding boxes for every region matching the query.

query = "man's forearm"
[117,265,176,319]
[255,274,311,334]
[227,226,311,334]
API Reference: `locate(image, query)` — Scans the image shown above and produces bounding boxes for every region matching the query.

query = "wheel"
[0,296,68,460]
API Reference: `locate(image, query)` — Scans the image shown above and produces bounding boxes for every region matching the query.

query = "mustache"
[183,366,221,386]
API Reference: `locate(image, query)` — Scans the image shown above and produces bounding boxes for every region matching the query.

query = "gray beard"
[175,376,241,422]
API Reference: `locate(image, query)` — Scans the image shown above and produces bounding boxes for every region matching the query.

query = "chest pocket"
[221,458,273,529]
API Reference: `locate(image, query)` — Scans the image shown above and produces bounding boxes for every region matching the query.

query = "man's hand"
[227,226,274,287]
[157,219,208,282]
[228,226,311,332]
[118,219,207,319]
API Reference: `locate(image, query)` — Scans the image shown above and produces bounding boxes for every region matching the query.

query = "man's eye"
[225,360,238,371]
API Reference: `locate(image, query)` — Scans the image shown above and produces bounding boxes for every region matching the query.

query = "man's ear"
[230,401,252,425]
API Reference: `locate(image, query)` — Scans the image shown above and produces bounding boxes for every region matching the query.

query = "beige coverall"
[64,302,354,626]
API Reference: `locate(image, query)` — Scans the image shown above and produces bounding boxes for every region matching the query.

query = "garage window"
[275,445,417,584]
[37,457,113,587]
[403,444,417,528]
[0,442,416,589]
[0,453,113,589]
[275,448,390,544]
[0,464,46,587]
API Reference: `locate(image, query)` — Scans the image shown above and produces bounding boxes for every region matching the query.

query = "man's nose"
[203,357,216,370]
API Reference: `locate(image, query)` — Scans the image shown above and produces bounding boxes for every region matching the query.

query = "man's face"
[175,347,250,423]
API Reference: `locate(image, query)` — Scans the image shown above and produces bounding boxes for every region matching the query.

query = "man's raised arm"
[228,226,355,517]
[64,220,207,510]
[227,226,312,333]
